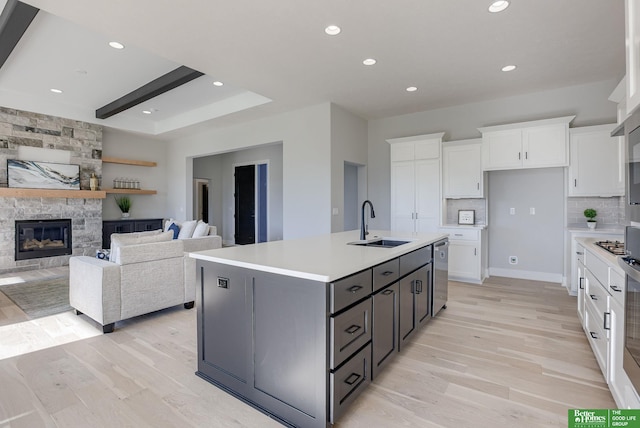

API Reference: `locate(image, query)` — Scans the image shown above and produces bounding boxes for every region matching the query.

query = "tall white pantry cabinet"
[387,133,444,233]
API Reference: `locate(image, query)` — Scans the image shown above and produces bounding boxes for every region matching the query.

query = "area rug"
[0,277,72,319]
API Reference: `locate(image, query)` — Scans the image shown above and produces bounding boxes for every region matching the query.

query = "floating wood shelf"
[0,188,106,199]
[103,188,157,195]
[101,156,157,167]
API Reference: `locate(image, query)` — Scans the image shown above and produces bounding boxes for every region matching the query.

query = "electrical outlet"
[530,207,535,215]
[509,256,518,265]
[509,207,515,215]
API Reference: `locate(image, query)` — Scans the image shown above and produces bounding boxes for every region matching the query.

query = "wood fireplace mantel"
[0,188,106,199]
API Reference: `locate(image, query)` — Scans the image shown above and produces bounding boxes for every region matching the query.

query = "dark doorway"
[201,183,209,223]
[234,165,255,244]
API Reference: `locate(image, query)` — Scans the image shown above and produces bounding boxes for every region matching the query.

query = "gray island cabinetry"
[190,230,447,427]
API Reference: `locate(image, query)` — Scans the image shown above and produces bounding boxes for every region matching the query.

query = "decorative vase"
[121,212,130,219]
[90,173,99,191]
[587,221,596,230]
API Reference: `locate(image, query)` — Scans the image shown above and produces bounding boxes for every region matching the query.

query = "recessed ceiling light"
[212,81,224,87]
[488,1,510,13]
[109,41,125,50]
[142,110,152,115]
[406,87,418,92]
[75,69,87,75]
[501,64,517,72]
[50,88,63,94]
[325,25,341,36]
[363,58,377,66]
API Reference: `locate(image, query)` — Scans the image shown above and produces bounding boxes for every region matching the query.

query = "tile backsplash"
[445,199,486,225]
[567,196,625,227]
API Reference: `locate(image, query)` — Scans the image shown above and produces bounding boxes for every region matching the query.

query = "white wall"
[102,128,169,220]
[488,168,565,281]
[330,105,368,232]
[367,79,620,230]
[166,103,331,240]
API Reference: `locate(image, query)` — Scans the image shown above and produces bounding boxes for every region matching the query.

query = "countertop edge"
[189,231,448,282]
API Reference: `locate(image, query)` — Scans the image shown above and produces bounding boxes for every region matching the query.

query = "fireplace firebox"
[15,219,72,261]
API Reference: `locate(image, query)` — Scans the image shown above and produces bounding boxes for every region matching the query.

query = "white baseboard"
[488,267,563,283]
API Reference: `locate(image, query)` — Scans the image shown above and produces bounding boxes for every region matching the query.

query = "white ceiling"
[0,0,626,139]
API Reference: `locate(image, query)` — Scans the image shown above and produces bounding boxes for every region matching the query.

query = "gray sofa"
[69,229,221,333]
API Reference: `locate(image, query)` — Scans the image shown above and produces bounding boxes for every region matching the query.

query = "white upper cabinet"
[627,0,640,115]
[388,133,444,233]
[479,116,575,171]
[442,139,483,198]
[568,124,624,197]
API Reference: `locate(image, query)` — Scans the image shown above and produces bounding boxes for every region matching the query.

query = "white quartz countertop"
[189,230,448,282]
[575,237,625,273]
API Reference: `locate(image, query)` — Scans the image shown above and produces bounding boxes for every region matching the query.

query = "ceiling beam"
[95,66,204,119]
[0,0,39,69]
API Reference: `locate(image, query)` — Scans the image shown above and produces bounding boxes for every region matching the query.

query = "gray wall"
[166,103,331,240]
[344,163,359,231]
[193,143,284,244]
[330,104,368,233]
[102,128,169,220]
[488,168,565,279]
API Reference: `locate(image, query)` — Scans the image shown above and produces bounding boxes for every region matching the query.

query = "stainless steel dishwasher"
[432,238,448,316]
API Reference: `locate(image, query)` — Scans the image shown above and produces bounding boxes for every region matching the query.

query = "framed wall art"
[458,209,475,225]
[7,159,80,190]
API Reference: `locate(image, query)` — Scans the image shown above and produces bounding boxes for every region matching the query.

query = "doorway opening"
[194,178,210,222]
[234,161,269,245]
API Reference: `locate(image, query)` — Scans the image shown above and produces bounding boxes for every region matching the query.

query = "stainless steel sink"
[348,239,411,248]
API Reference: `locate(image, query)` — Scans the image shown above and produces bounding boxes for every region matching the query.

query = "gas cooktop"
[595,240,626,256]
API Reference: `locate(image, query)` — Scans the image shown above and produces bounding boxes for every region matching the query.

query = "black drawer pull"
[381,270,394,276]
[604,312,611,330]
[347,285,363,293]
[344,373,361,386]
[579,277,584,290]
[382,289,394,295]
[345,324,361,335]
[589,294,597,300]
[610,285,622,292]
[590,331,598,340]
[416,279,423,294]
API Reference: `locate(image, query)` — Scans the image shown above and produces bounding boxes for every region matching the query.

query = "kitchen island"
[189,230,448,427]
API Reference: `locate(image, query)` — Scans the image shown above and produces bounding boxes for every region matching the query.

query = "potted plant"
[584,208,597,230]
[115,195,132,218]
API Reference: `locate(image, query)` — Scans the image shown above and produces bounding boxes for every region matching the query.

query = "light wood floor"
[0,273,615,427]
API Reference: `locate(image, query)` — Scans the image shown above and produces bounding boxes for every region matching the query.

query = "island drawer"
[400,245,432,277]
[330,342,371,423]
[372,258,400,292]
[330,269,373,313]
[330,298,372,369]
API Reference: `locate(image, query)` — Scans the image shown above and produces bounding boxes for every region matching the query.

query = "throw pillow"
[164,218,178,232]
[168,222,180,239]
[192,221,209,238]
[177,220,197,239]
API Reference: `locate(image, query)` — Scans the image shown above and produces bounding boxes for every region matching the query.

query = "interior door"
[235,165,255,245]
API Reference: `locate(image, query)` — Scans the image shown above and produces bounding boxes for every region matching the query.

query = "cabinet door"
[448,241,480,281]
[577,258,586,324]
[399,270,418,348]
[372,282,399,379]
[134,218,163,232]
[481,129,522,170]
[414,159,439,233]
[443,143,483,198]
[522,124,568,168]
[390,161,416,232]
[415,264,431,327]
[569,127,624,197]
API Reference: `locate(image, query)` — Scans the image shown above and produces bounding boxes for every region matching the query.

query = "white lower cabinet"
[440,227,487,284]
[578,239,640,409]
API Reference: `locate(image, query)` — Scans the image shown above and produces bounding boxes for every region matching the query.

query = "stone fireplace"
[0,107,103,273]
